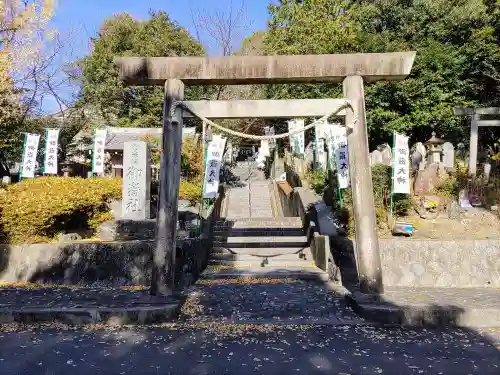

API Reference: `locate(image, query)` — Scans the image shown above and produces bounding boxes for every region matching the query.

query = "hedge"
[0,177,122,245]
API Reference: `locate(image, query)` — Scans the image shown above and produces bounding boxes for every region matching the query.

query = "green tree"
[81,11,210,129]
[263,0,500,147]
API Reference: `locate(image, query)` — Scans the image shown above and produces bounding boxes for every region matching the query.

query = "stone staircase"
[225,161,276,218]
[183,218,361,326]
[205,216,328,280]
[176,160,365,326]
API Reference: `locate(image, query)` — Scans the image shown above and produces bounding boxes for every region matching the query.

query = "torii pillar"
[453,107,500,176]
[115,51,416,296]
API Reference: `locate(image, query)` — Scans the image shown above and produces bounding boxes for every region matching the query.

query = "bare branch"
[190,0,252,56]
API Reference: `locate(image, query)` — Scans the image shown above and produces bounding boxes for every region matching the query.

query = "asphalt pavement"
[1,324,499,375]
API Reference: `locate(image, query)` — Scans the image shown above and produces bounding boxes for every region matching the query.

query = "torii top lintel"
[453,107,500,116]
[114,51,416,86]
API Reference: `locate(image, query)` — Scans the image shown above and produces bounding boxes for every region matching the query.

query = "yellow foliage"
[0,176,121,245]
[181,137,204,179]
[143,135,204,181]
[179,180,202,205]
[0,0,56,81]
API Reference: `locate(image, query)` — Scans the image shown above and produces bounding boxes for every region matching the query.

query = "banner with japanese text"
[315,118,331,170]
[332,125,350,189]
[269,127,276,149]
[392,132,410,194]
[203,134,227,198]
[326,122,341,171]
[287,119,305,155]
[21,133,40,178]
[260,139,270,157]
[287,120,295,153]
[326,128,335,171]
[43,128,60,175]
[264,126,276,151]
[92,128,107,174]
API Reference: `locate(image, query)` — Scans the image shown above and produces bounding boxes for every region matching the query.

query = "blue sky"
[51,0,271,58]
[41,0,272,112]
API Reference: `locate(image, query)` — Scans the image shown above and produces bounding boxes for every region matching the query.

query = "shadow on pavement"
[1,266,500,374]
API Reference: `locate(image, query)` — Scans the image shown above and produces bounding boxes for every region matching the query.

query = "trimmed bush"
[179,180,203,205]
[151,179,203,206]
[305,169,328,195]
[433,164,469,199]
[0,177,122,244]
[325,164,411,237]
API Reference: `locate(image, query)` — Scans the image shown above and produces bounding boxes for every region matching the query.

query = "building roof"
[104,127,197,151]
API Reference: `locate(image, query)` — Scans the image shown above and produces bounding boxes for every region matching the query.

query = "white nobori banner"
[287,119,305,155]
[331,125,350,189]
[326,122,341,171]
[392,132,410,194]
[43,128,60,175]
[315,118,330,170]
[203,134,227,199]
[21,133,41,178]
[287,120,295,152]
[92,128,107,174]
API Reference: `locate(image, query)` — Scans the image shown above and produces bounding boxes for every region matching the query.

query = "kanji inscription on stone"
[122,141,151,220]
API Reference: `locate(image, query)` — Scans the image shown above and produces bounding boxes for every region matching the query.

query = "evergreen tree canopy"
[263,0,500,147]
[81,11,209,128]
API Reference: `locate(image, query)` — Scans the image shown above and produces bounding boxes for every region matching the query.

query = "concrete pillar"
[468,113,479,176]
[151,79,184,296]
[343,75,384,294]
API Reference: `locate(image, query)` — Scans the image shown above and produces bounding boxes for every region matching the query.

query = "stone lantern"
[60,160,72,177]
[424,131,444,165]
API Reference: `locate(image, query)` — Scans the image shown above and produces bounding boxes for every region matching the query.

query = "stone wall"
[377,239,500,288]
[0,238,209,289]
[282,156,500,289]
[0,187,225,289]
[275,182,333,274]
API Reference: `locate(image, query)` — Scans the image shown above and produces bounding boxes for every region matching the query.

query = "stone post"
[121,141,151,220]
[469,113,479,176]
[343,75,384,294]
[151,79,185,296]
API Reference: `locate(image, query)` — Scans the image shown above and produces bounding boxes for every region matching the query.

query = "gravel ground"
[179,278,363,324]
[0,324,499,375]
[0,284,171,309]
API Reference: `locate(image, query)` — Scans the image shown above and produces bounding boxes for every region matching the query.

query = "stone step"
[201,265,329,282]
[213,236,308,249]
[210,251,311,262]
[212,247,309,257]
[214,217,303,228]
[208,259,317,268]
[213,228,305,237]
[345,287,500,328]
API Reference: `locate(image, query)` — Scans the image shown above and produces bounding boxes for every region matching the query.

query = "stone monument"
[442,142,455,170]
[122,141,151,220]
[379,144,392,166]
[370,150,383,166]
[412,142,427,170]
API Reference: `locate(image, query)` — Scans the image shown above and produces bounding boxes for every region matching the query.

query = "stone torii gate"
[115,52,416,296]
[453,107,500,176]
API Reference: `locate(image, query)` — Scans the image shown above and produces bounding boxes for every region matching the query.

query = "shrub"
[181,138,204,180]
[370,164,410,216]
[434,164,469,199]
[151,179,203,206]
[144,136,204,180]
[0,177,122,244]
[328,164,412,237]
[305,169,328,195]
[179,180,203,205]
